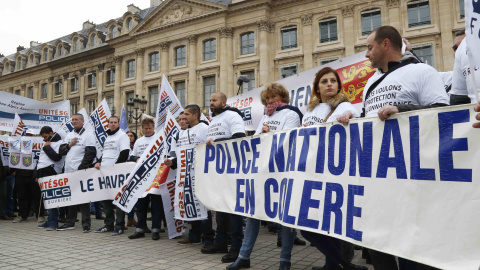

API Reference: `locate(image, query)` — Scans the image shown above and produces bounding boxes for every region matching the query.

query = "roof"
[204,0,232,5]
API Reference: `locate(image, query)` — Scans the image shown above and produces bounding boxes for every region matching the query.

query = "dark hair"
[40,126,53,135]
[109,116,119,122]
[456,29,465,36]
[179,111,184,115]
[185,104,201,121]
[127,131,137,142]
[141,117,154,127]
[308,67,347,111]
[371,26,402,51]
[260,83,290,106]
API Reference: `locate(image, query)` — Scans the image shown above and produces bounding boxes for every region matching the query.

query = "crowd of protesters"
[1,25,479,270]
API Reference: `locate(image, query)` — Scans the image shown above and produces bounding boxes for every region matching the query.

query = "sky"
[0,0,152,57]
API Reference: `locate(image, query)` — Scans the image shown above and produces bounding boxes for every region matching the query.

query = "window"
[240,70,255,92]
[126,60,135,78]
[281,64,298,78]
[6,63,9,71]
[106,96,114,114]
[319,18,338,43]
[70,102,78,116]
[16,58,22,70]
[28,87,33,99]
[241,32,255,55]
[460,0,465,19]
[15,89,20,96]
[175,46,186,66]
[41,83,48,99]
[203,39,216,61]
[110,26,117,39]
[73,38,79,52]
[408,0,431,28]
[203,76,216,108]
[149,86,159,115]
[71,77,79,92]
[88,72,97,88]
[43,49,48,61]
[90,34,97,46]
[106,68,115,84]
[126,18,133,30]
[55,80,62,96]
[319,58,339,66]
[361,9,381,36]
[29,55,33,64]
[57,46,62,57]
[281,26,297,50]
[149,52,159,72]
[87,99,96,114]
[413,45,434,66]
[175,81,186,108]
[126,92,134,121]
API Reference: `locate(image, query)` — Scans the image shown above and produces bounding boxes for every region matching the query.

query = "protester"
[227,83,302,270]
[35,126,65,231]
[202,92,246,264]
[474,101,480,128]
[126,131,138,227]
[127,118,164,240]
[58,114,96,232]
[0,158,13,220]
[94,116,130,235]
[299,67,366,270]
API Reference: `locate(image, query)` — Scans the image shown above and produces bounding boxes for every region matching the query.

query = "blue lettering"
[235,179,245,213]
[251,138,260,173]
[298,127,316,172]
[376,119,407,179]
[240,140,251,174]
[321,182,343,235]
[349,122,373,177]
[246,179,255,215]
[298,180,322,229]
[269,133,286,172]
[346,185,364,241]
[216,144,226,174]
[264,178,278,218]
[285,130,297,172]
[204,145,215,173]
[328,125,347,176]
[315,127,326,174]
[409,116,435,180]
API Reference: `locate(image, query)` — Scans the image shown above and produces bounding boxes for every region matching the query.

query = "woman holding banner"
[301,67,365,270]
[227,83,302,270]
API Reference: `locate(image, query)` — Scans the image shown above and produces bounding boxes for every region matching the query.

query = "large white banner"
[0,91,69,132]
[196,104,480,270]
[174,145,208,221]
[87,99,111,158]
[227,52,374,130]
[38,163,136,209]
[8,136,43,170]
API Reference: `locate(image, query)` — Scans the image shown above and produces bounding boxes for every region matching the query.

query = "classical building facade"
[0,0,466,119]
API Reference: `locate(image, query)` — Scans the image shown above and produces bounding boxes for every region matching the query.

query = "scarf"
[265,101,288,116]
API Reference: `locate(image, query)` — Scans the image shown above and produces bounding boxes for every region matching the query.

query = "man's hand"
[403,38,412,51]
[44,141,51,146]
[94,163,101,170]
[69,137,78,148]
[206,138,214,146]
[35,178,38,183]
[337,111,354,126]
[474,101,480,128]
[378,105,399,121]
[261,124,270,133]
[164,158,173,167]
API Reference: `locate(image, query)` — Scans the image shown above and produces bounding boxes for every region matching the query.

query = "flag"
[11,113,26,136]
[155,75,184,132]
[465,0,480,101]
[120,104,129,132]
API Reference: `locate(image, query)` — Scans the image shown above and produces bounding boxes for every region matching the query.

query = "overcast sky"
[0,0,152,56]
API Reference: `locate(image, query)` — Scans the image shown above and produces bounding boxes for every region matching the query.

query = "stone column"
[135,49,145,98]
[33,81,39,100]
[48,77,54,103]
[437,0,454,70]
[302,14,314,70]
[160,42,170,77]
[219,27,234,97]
[258,20,274,86]
[187,35,198,105]
[342,6,355,57]
[97,63,105,104]
[79,68,86,109]
[386,0,401,30]
[63,73,69,101]
[20,84,26,97]
[113,56,123,115]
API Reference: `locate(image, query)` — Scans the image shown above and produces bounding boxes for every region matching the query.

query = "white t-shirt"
[303,102,360,126]
[439,71,453,94]
[254,107,301,135]
[37,137,65,174]
[207,110,245,141]
[177,122,209,148]
[131,134,157,159]
[64,128,96,173]
[450,39,479,102]
[363,63,449,117]
[101,129,130,166]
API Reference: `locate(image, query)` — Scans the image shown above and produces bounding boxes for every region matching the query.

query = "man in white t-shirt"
[57,114,97,232]
[93,116,130,235]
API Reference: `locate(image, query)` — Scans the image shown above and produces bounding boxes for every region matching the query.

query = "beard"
[210,105,223,115]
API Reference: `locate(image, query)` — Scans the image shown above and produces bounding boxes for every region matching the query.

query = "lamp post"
[127,95,148,135]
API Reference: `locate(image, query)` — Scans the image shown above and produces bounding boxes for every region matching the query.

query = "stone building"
[0,0,466,120]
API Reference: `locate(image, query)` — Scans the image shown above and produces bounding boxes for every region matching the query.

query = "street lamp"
[127,94,148,134]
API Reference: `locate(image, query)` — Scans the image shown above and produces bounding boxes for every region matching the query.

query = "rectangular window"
[175,46,186,66]
[87,99,96,114]
[413,45,434,67]
[319,58,339,66]
[408,0,431,28]
[281,27,298,50]
[71,77,78,92]
[203,76,216,109]
[15,89,20,96]
[281,64,298,78]
[28,87,33,99]
[149,52,159,72]
[459,0,465,19]
[320,18,338,43]
[241,32,255,55]
[106,96,114,114]
[174,81,186,108]
[126,92,134,122]
[149,86,159,115]
[41,83,48,99]
[88,72,96,88]
[203,39,216,61]
[106,68,115,85]
[126,60,135,78]
[70,103,78,116]
[361,9,382,36]
[240,70,255,93]
[55,81,62,96]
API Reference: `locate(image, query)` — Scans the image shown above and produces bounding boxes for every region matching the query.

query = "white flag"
[155,75,184,132]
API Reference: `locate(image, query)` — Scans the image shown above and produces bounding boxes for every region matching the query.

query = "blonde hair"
[260,83,290,106]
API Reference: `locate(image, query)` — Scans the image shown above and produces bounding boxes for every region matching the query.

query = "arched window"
[57,45,63,57]
[73,38,78,52]
[91,34,97,46]
[110,26,117,39]
[43,49,48,61]
[17,57,21,70]
[126,18,133,30]
[29,55,33,63]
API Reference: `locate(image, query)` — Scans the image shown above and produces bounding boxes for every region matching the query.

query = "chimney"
[128,4,141,13]
[30,41,42,48]
[0,53,4,58]
[83,20,95,30]
[17,45,26,52]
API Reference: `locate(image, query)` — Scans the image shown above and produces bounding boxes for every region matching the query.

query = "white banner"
[0,91,69,132]
[38,163,136,209]
[196,104,480,270]
[155,75,183,132]
[227,52,374,130]
[87,99,111,158]
[162,180,185,239]
[0,135,9,166]
[174,145,208,221]
[113,111,180,212]
[8,136,43,170]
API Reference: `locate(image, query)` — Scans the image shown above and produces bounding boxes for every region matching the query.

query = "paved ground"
[0,215,373,270]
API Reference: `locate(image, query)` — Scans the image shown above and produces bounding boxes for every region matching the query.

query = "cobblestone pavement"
[0,215,373,270]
